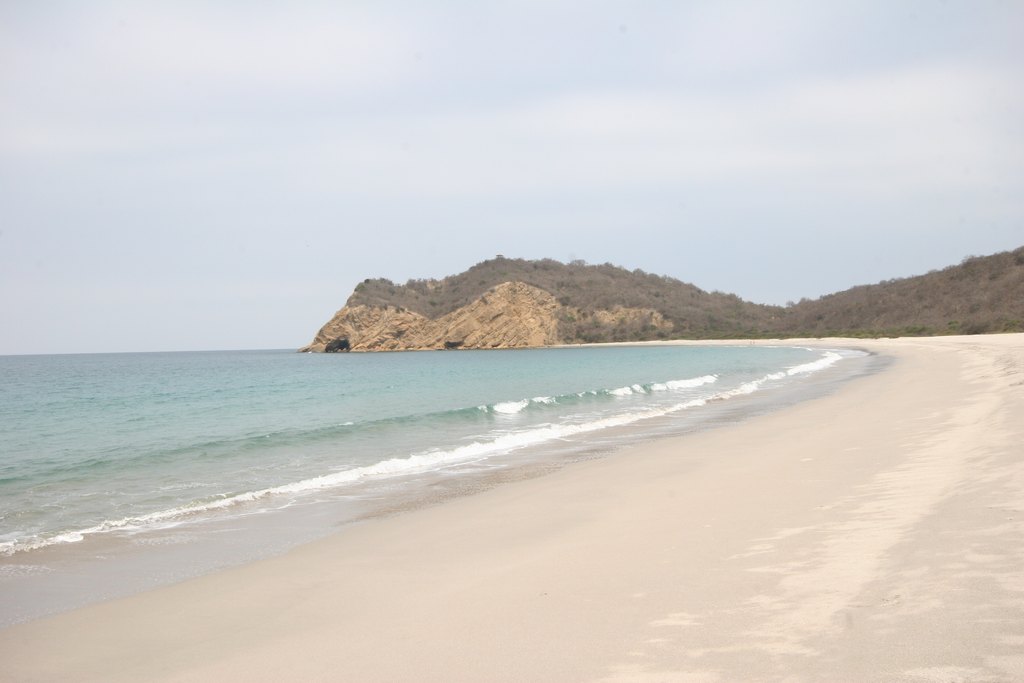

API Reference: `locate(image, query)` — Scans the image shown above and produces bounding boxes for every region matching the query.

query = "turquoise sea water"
[0,344,869,624]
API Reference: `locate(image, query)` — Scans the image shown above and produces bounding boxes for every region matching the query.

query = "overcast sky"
[1,1,1021,354]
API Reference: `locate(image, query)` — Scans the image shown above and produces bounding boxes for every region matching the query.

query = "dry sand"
[1,334,1022,682]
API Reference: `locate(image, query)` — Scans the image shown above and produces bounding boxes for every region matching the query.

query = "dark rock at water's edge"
[325,338,351,353]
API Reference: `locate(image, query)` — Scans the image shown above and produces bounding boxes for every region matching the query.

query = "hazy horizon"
[2,1,1022,355]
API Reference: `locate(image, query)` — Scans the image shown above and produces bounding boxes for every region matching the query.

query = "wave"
[481,374,718,413]
[786,351,843,375]
[492,399,531,414]
[0,355,845,556]
[711,350,847,399]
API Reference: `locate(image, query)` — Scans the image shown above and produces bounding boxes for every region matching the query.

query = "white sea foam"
[609,386,634,396]
[786,351,843,375]
[491,396,557,414]
[493,399,530,414]
[665,375,718,390]
[718,371,785,398]
[711,350,842,401]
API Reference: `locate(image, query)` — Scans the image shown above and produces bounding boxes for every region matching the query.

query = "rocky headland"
[300,280,673,352]
[301,249,1024,351]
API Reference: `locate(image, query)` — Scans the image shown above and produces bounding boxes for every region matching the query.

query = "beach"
[1,334,1022,682]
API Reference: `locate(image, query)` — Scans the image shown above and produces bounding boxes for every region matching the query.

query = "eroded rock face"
[299,305,428,352]
[300,281,563,352]
[324,338,350,352]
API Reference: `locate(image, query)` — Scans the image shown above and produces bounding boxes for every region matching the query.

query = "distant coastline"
[301,247,1024,352]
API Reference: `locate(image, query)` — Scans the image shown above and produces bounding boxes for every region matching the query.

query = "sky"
[1,1,1022,354]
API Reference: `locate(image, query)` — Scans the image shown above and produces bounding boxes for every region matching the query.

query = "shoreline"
[0,342,873,629]
[1,334,1022,681]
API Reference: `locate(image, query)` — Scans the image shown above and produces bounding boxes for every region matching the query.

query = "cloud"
[5,1,1019,203]
[0,3,424,158]
[104,5,419,91]
[3,3,421,94]
[253,60,1020,207]
[668,1,850,78]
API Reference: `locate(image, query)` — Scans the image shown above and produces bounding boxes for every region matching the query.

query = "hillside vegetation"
[348,257,782,342]
[308,246,1023,350]
[782,247,1024,337]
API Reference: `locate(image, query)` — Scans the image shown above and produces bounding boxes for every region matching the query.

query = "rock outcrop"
[301,282,563,352]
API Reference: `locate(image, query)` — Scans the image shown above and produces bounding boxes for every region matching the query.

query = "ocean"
[0,344,872,625]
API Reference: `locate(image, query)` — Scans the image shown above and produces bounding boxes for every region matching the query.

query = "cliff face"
[301,282,563,352]
[301,305,428,352]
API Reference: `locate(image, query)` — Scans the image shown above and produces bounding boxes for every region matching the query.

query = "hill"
[782,247,1024,337]
[301,246,1024,351]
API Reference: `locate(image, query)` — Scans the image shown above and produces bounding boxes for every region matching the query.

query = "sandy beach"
[1,334,1022,682]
